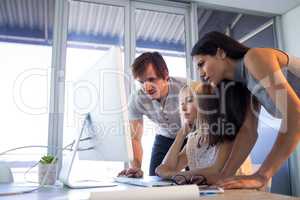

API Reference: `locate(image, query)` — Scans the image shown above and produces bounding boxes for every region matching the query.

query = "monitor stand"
[59,114,117,189]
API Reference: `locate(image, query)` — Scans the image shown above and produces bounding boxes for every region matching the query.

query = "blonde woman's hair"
[180,81,219,147]
[190,80,253,147]
[179,81,213,132]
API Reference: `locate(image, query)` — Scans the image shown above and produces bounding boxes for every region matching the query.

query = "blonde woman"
[156,82,254,184]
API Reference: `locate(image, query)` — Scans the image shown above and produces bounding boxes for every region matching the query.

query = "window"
[133,4,189,175]
[0,0,193,181]
[0,0,54,182]
[63,1,126,180]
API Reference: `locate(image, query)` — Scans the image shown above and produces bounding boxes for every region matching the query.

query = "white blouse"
[185,130,253,175]
[185,130,219,170]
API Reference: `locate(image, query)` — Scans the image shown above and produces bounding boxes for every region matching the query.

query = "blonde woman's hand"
[180,123,192,138]
[172,173,207,185]
[172,173,192,185]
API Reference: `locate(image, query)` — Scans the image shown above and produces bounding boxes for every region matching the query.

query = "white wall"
[281,4,300,197]
[282,6,300,57]
[193,0,300,15]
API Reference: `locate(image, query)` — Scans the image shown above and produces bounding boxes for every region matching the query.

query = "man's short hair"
[131,52,169,79]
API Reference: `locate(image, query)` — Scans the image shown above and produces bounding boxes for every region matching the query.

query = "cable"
[0,145,62,156]
[23,161,39,184]
[0,136,94,196]
[0,136,93,156]
[0,149,59,196]
[23,145,72,184]
[0,136,95,179]
[22,137,95,183]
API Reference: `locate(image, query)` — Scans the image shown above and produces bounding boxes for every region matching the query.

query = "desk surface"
[0,183,298,200]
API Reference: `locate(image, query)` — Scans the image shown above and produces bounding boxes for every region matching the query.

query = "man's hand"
[117,168,144,178]
[216,173,268,190]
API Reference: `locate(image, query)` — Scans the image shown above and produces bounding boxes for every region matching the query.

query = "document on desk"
[89,185,199,200]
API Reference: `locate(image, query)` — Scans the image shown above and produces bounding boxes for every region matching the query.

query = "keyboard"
[114,176,175,187]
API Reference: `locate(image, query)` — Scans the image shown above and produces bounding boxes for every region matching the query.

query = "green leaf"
[39,155,58,164]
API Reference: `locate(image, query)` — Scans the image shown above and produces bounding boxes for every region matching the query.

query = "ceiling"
[0,0,188,52]
[1,0,298,52]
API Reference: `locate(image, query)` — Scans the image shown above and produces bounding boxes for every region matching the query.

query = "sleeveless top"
[233,51,300,118]
[185,130,253,175]
[186,130,219,170]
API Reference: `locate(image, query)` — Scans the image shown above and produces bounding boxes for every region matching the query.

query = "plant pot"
[38,163,57,185]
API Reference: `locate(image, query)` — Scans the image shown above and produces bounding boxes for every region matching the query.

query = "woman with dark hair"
[191,31,300,189]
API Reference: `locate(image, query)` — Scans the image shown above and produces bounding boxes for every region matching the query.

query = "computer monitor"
[59,47,133,188]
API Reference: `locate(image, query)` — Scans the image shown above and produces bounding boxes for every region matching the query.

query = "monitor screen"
[72,46,133,162]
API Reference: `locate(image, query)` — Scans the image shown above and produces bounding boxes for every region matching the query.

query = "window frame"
[49,0,194,174]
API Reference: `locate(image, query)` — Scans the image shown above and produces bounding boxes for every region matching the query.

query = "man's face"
[136,63,168,100]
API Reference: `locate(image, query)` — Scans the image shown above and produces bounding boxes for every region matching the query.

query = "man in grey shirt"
[118,52,186,177]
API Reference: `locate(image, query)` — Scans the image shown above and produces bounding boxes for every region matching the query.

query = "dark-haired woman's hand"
[216,173,268,190]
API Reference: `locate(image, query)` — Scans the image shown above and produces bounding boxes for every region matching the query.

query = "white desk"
[1,183,131,200]
[0,183,298,200]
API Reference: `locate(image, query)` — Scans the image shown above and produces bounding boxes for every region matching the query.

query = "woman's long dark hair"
[191,31,254,147]
[191,31,250,59]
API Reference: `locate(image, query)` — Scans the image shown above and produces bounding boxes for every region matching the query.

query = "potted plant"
[38,155,58,185]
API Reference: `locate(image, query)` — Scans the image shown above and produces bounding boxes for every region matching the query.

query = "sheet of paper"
[89,185,199,200]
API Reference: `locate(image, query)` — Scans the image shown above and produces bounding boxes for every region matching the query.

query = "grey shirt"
[234,53,300,118]
[128,77,186,139]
